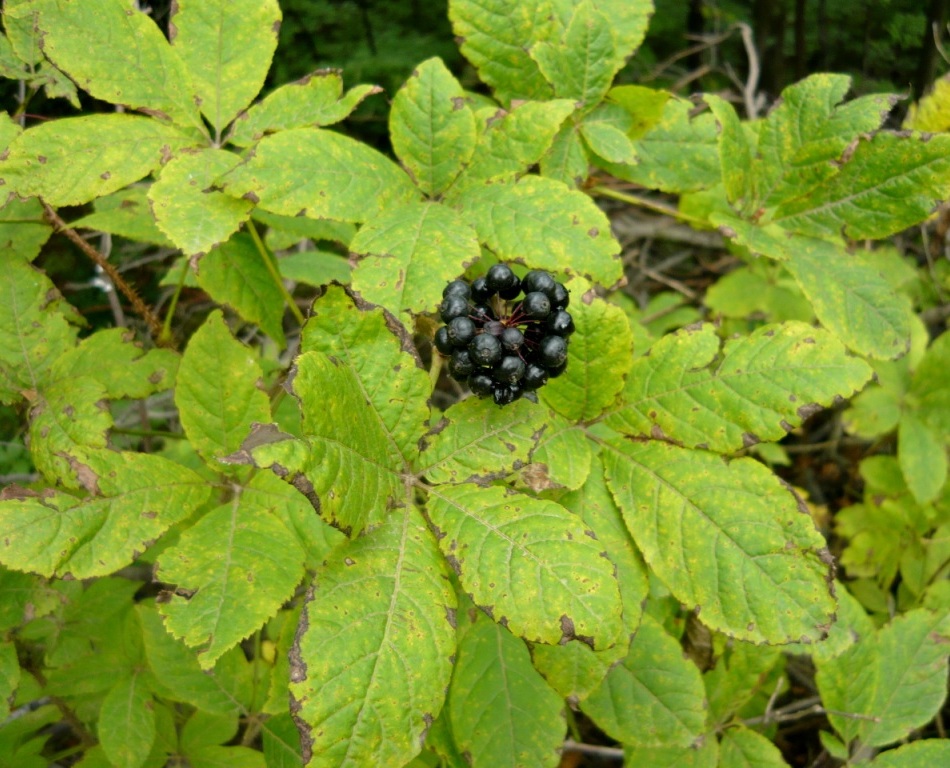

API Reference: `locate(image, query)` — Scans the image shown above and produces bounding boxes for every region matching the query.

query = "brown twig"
[41,201,174,348]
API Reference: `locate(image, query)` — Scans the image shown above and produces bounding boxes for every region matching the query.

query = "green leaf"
[98,673,156,768]
[540,122,590,187]
[0,260,77,404]
[704,94,756,211]
[588,0,654,58]
[898,413,947,505]
[70,187,173,246]
[604,322,872,453]
[0,451,211,579]
[608,93,720,193]
[0,641,19,721]
[243,351,404,535]
[870,741,950,768]
[426,483,622,648]
[624,737,719,767]
[33,0,202,132]
[579,118,637,164]
[0,197,51,262]
[150,149,253,255]
[531,453,647,701]
[220,127,417,223]
[599,434,836,643]
[389,57,477,197]
[703,262,813,323]
[175,311,271,467]
[350,201,481,316]
[458,175,621,286]
[50,328,178,400]
[771,132,950,239]
[705,644,782,726]
[157,494,305,669]
[816,608,950,749]
[784,237,912,360]
[195,233,287,345]
[909,329,950,434]
[452,99,575,192]
[531,4,618,112]
[0,114,192,207]
[301,285,430,462]
[581,613,706,747]
[719,727,789,767]
[290,507,456,768]
[449,607,564,768]
[449,0,556,105]
[170,0,281,132]
[229,71,381,146]
[541,293,633,421]
[0,567,60,632]
[137,604,240,715]
[755,74,895,210]
[526,413,592,491]
[417,397,548,486]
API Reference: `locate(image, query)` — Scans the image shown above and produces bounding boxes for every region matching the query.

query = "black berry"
[500,326,524,352]
[521,291,552,320]
[494,355,526,385]
[522,270,557,297]
[449,349,475,378]
[523,363,548,390]
[447,316,476,347]
[546,309,575,337]
[539,335,568,368]
[434,326,453,355]
[486,263,518,294]
[440,294,469,323]
[471,276,493,304]
[469,333,503,367]
[442,279,471,300]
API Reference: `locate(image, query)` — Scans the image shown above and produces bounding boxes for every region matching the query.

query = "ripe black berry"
[539,335,568,368]
[432,264,572,406]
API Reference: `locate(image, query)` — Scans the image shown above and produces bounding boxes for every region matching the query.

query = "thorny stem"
[42,202,172,347]
[246,218,306,326]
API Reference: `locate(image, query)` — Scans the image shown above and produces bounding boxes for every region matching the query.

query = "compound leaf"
[350,201,481,317]
[301,285,430,462]
[581,613,706,748]
[157,494,305,670]
[389,57,476,197]
[98,672,156,768]
[604,322,872,453]
[170,0,281,133]
[175,311,271,468]
[426,483,622,648]
[458,175,621,287]
[816,608,950,749]
[449,0,556,105]
[290,507,456,768]
[449,607,564,768]
[0,114,193,207]
[220,127,417,223]
[149,149,253,255]
[34,0,202,132]
[417,397,549,486]
[772,132,950,240]
[541,293,633,421]
[898,413,947,505]
[599,432,836,644]
[195,233,287,345]
[0,451,210,579]
[229,71,381,146]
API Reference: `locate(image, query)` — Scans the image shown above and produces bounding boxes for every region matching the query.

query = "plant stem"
[246,218,306,326]
[42,202,172,348]
[160,257,190,346]
[589,185,708,227]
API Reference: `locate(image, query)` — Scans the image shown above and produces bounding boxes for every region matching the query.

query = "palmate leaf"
[33,0,203,133]
[175,311,271,469]
[457,175,622,287]
[580,614,706,748]
[290,506,455,768]
[0,114,193,207]
[448,607,564,768]
[301,285,430,462]
[219,127,418,223]
[349,201,481,317]
[157,492,306,669]
[243,350,405,535]
[0,451,210,579]
[541,293,633,421]
[448,0,557,106]
[604,322,872,453]
[149,149,253,255]
[816,608,950,749]
[170,0,281,133]
[229,71,381,147]
[426,483,622,648]
[771,131,950,240]
[417,397,549,486]
[389,57,477,197]
[597,430,836,643]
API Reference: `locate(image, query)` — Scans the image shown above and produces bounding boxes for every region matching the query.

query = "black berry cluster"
[434,264,574,406]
